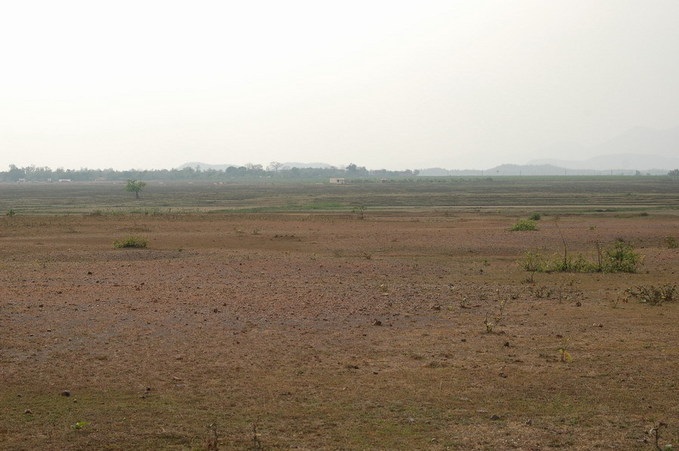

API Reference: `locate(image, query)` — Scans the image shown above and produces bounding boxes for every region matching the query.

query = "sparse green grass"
[510,219,539,231]
[520,240,642,273]
[113,236,148,248]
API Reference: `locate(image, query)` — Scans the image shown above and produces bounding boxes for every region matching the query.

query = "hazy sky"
[1,1,678,170]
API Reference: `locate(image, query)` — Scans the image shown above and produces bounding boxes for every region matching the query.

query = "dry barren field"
[1,206,679,449]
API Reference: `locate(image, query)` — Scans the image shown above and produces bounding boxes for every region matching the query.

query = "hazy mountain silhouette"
[179,126,678,175]
[529,126,679,170]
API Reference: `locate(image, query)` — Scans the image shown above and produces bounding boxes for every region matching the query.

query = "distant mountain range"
[525,154,679,173]
[528,126,679,171]
[181,126,679,176]
[417,126,679,176]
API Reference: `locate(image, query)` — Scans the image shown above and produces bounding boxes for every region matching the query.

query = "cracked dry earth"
[1,211,679,450]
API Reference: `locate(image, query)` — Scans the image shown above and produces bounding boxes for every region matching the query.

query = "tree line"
[0,163,420,182]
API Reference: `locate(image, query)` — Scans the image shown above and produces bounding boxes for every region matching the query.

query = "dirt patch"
[1,212,678,449]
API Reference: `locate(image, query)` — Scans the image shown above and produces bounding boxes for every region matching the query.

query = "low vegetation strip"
[1,177,679,214]
[521,240,642,273]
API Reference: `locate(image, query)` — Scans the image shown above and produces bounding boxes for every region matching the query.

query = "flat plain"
[1,178,679,450]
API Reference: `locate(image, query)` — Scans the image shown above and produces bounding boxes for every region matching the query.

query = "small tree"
[669,169,679,177]
[125,179,146,199]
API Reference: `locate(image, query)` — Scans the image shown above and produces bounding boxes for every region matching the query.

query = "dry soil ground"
[1,211,679,450]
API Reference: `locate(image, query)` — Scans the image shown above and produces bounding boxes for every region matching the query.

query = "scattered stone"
[372,319,382,326]
[24,409,32,415]
[490,414,501,421]
[60,390,71,397]
[576,301,582,307]
[503,341,510,347]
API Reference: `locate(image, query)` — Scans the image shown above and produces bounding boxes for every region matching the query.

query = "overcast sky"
[1,0,678,171]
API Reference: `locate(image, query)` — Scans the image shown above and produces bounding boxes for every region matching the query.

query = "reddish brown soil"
[1,212,678,450]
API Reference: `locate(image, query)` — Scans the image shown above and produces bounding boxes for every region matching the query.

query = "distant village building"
[329,178,346,185]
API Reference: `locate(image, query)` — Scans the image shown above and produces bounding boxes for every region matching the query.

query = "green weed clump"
[113,236,148,249]
[520,240,642,273]
[603,240,642,273]
[548,254,599,273]
[626,284,676,306]
[665,236,678,249]
[510,219,538,231]
[528,212,542,221]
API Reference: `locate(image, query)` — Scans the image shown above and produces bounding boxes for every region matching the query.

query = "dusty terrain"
[1,210,678,450]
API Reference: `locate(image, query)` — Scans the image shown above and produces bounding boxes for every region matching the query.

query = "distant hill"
[529,126,679,171]
[594,125,679,158]
[419,163,670,177]
[529,153,679,172]
[177,125,679,176]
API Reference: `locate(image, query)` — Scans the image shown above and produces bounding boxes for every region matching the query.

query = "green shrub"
[113,236,148,249]
[528,212,542,221]
[6,209,16,216]
[520,251,547,272]
[510,219,538,231]
[665,236,678,249]
[602,240,642,273]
